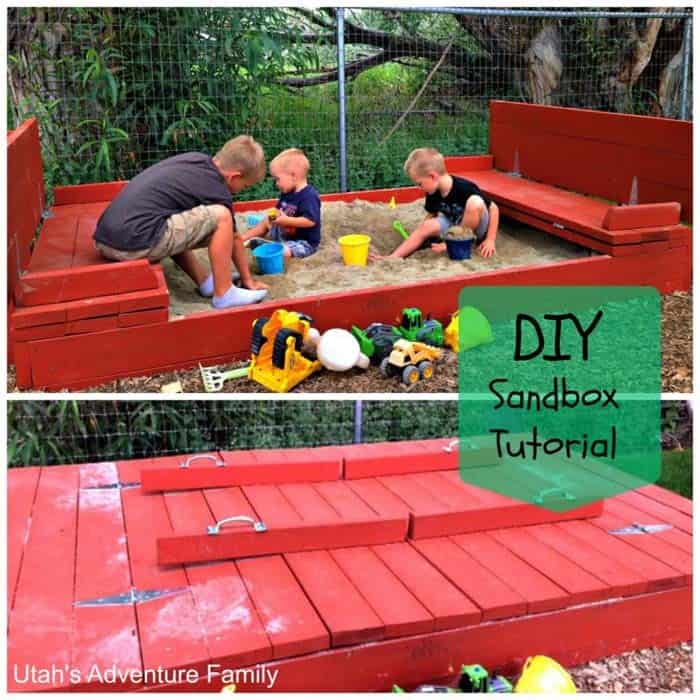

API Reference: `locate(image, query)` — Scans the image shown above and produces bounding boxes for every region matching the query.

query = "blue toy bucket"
[253,242,285,274]
[246,213,265,227]
[445,237,473,260]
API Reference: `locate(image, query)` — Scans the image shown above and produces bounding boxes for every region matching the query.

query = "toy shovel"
[200,364,250,392]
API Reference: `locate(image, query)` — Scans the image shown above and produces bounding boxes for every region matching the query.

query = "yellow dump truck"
[379,339,442,386]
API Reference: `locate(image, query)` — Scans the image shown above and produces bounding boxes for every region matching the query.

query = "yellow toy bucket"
[339,233,371,266]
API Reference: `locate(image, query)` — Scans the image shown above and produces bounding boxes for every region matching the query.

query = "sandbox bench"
[7,101,692,390]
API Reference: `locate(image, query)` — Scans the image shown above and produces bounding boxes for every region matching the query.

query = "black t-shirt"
[276,185,322,248]
[424,176,491,226]
[94,152,233,250]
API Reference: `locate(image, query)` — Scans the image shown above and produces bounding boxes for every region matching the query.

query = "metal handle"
[534,487,576,505]
[207,515,267,536]
[179,454,225,469]
[443,438,477,453]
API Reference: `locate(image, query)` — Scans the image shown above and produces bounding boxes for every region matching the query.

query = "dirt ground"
[164,198,589,317]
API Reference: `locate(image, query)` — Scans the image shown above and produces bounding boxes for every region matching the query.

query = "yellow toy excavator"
[248,309,322,392]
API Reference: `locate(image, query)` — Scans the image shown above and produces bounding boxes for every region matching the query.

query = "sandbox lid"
[7,460,691,692]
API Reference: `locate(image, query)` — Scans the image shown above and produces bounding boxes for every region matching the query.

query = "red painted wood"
[229,587,692,692]
[284,550,385,647]
[277,482,342,521]
[19,240,690,389]
[7,467,79,691]
[345,478,413,520]
[119,307,168,327]
[120,488,211,676]
[521,522,648,597]
[241,484,302,526]
[637,483,692,516]
[604,497,691,554]
[590,511,691,584]
[313,480,382,519]
[329,546,434,638]
[489,101,692,221]
[53,181,128,206]
[451,532,570,613]
[157,516,408,565]
[616,490,692,534]
[27,215,78,273]
[372,542,481,631]
[71,469,141,690]
[141,446,343,492]
[7,467,40,611]
[236,555,329,658]
[15,259,159,307]
[411,537,526,621]
[603,203,681,230]
[7,119,45,300]
[557,520,686,591]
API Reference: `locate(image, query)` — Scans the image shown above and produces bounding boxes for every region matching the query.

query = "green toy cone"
[459,306,493,351]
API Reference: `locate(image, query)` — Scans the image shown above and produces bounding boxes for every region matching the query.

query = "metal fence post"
[353,399,363,444]
[679,16,692,120]
[336,7,348,192]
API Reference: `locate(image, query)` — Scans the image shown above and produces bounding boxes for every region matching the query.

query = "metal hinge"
[609,522,673,535]
[74,587,188,607]
[552,222,566,230]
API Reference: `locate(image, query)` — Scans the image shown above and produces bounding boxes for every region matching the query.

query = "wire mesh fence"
[8,7,692,197]
[7,400,459,467]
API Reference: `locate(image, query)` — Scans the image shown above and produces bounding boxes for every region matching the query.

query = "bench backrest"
[489,101,692,223]
[7,119,46,298]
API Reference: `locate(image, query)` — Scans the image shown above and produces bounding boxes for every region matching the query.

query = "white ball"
[317,328,360,371]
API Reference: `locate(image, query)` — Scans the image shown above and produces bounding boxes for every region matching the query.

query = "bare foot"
[430,242,447,253]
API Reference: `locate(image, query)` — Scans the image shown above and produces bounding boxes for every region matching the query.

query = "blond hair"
[270,148,310,177]
[215,135,266,182]
[404,147,446,178]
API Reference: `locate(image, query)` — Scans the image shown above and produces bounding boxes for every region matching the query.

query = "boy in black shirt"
[242,148,321,258]
[94,135,269,309]
[378,147,499,260]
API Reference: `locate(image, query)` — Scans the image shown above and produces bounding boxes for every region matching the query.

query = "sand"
[162,198,593,318]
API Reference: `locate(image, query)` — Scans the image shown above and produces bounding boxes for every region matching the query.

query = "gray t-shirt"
[94,152,233,251]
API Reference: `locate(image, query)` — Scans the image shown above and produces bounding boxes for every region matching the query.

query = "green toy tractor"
[351,307,444,364]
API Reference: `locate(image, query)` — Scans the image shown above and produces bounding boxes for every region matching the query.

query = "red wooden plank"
[236,556,330,658]
[451,532,570,613]
[120,488,210,675]
[330,547,434,638]
[603,203,681,230]
[141,446,342,493]
[241,484,302,526]
[7,467,40,611]
[378,474,451,514]
[522,523,648,597]
[158,516,407,566]
[8,119,45,291]
[616,490,692,534]
[604,497,691,554]
[313,480,380,520]
[27,215,78,273]
[227,586,692,693]
[19,243,690,390]
[72,214,108,268]
[345,478,412,520]
[119,307,169,327]
[557,520,685,591]
[53,181,128,206]
[71,469,141,690]
[637,483,692,516]
[8,466,79,691]
[284,550,385,647]
[277,482,342,522]
[160,489,273,668]
[411,537,526,621]
[590,511,691,583]
[372,542,481,631]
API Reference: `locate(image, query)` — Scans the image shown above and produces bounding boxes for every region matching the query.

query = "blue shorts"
[436,196,489,243]
[270,225,318,259]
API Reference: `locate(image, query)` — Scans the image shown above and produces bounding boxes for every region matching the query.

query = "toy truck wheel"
[272,329,303,369]
[418,361,434,379]
[250,317,269,355]
[380,357,393,378]
[402,365,420,386]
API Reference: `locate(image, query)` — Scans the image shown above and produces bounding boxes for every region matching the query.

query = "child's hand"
[478,239,496,258]
[273,213,291,227]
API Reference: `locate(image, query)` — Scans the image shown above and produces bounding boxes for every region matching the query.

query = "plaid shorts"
[270,225,318,259]
[96,204,221,262]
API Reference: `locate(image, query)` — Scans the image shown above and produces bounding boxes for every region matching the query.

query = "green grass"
[658,449,692,499]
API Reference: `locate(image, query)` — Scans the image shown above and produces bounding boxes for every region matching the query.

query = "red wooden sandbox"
[7,101,692,390]
[7,439,692,692]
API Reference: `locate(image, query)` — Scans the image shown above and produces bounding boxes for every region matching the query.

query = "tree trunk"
[525,24,563,104]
